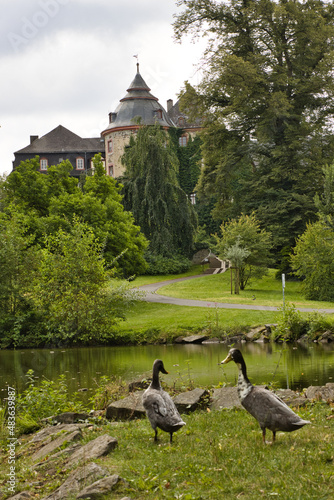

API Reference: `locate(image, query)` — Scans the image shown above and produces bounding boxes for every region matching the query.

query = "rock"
[173,388,209,413]
[32,429,82,462]
[106,391,145,420]
[210,387,242,410]
[182,334,209,343]
[53,412,89,424]
[274,389,308,408]
[7,493,32,500]
[318,331,334,343]
[305,383,334,402]
[31,424,88,443]
[245,326,266,341]
[67,434,118,465]
[202,337,222,344]
[42,462,109,500]
[76,474,128,499]
[128,378,150,392]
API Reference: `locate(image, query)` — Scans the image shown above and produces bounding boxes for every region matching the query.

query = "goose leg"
[154,429,158,442]
[170,432,173,444]
[272,431,276,444]
[262,428,266,444]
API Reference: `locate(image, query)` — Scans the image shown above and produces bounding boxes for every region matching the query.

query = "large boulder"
[106,391,145,420]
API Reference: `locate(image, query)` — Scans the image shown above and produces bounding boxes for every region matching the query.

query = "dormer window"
[40,158,48,170]
[76,157,84,170]
[154,109,163,119]
[178,117,185,127]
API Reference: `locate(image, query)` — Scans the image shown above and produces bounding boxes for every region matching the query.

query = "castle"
[13,64,201,178]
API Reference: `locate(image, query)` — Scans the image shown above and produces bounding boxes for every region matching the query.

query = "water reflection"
[1,342,334,400]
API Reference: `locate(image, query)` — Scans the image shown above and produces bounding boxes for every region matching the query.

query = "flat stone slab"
[210,387,242,409]
[77,474,128,499]
[67,434,118,466]
[175,334,209,344]
[7,493,32,500]
[32,429,82,462]
[31,423,88,443]
[173,388,209,413]
[106,391,145,420]
[42,462,109,500]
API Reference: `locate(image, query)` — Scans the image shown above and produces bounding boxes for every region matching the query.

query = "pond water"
[1,342,334,402]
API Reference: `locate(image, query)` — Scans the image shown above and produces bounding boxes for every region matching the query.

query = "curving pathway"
[137,274,334,313]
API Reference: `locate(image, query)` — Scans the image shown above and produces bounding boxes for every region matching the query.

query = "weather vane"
[133,54,139,71]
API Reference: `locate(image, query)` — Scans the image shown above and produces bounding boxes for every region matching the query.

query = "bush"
[16,370,87,429]
[144,254,191,275]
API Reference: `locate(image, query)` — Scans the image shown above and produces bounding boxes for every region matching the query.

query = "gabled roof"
[15,125,104,154]
[102,64,174,134]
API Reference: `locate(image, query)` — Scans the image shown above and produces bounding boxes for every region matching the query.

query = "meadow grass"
[4,402,333,499]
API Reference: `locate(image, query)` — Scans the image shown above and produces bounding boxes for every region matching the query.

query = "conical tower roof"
[102,63,174,134]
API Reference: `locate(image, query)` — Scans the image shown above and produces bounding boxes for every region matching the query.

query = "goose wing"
[243,387,308,432]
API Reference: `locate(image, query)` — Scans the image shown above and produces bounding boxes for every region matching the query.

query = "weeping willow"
[121,123,197,257]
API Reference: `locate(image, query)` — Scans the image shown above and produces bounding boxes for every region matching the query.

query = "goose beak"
[220,353,232,364]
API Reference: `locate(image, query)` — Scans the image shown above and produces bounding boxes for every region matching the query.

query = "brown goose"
[221,348,310,444]
[142,359,185,444]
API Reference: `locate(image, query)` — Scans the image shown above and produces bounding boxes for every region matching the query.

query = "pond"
[1,342,334,403]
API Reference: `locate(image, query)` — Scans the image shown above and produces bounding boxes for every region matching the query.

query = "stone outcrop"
[76,474,128,499]
[32,429,82,462]
[173,388,209,413]
[67,434,118,466]
[42,462,109,500]
[305,383,334,402]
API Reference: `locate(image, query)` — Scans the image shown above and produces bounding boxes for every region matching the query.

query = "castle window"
[190,193,196,205]
[179,135,187,147]
[108,140,113,153]
[40,158,48,170]
[108,165,114,177]
[76,157,84,170]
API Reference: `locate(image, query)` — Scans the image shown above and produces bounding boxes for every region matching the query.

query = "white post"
[282,273,285,316]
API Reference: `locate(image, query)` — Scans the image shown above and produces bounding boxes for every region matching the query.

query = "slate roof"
[15,125,104,154]
[167,100,203,130]
[102,64,174,134]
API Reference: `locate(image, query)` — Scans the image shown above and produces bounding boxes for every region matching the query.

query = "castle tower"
[102,63,174,178]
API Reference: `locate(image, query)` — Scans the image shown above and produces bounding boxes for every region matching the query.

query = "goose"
[142,359,186,444]
[221,348,310,444]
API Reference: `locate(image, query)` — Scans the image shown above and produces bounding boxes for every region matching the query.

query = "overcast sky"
[1,0,206,177]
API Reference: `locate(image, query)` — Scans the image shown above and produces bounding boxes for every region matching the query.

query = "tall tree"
[121,124,197,257]
[174,0,334,265]
[2,156,148,277]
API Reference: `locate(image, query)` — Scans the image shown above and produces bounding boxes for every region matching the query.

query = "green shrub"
[273,303,308,341]
[16,370,87,423]
[144,254,191,275]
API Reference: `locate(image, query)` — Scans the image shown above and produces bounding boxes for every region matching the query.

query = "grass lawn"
[121,268,334,339]
[5,402,334,499]
[153,268,334,309]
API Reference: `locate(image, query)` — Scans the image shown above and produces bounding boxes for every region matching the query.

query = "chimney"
[167,99,173,112]
[30,135,38,144]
